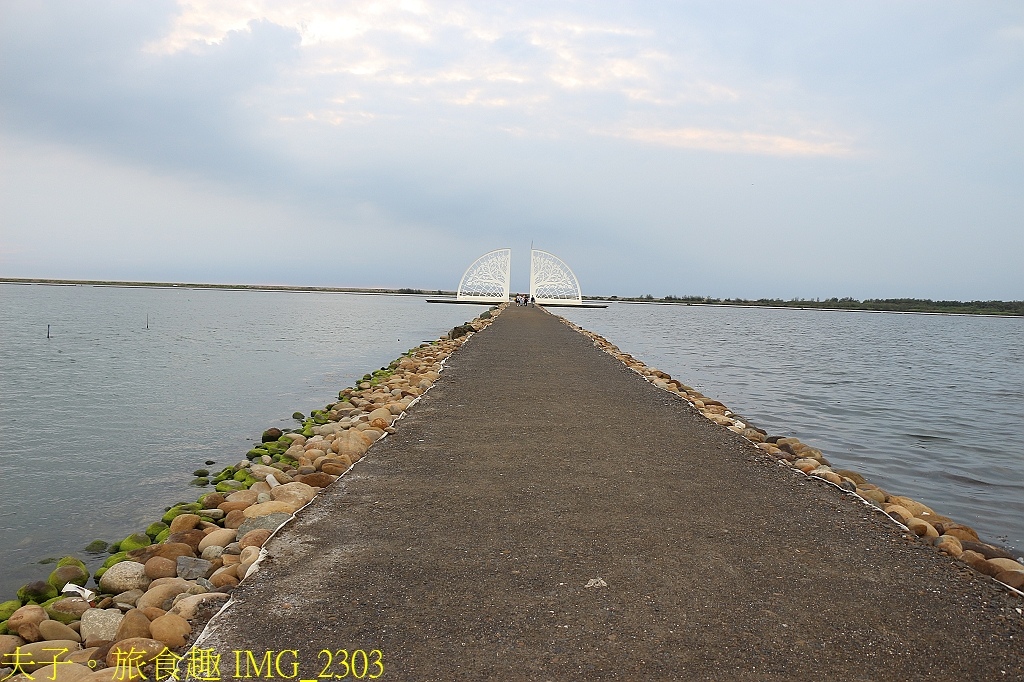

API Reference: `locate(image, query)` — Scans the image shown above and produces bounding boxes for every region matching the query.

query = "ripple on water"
[560,303,1024,554]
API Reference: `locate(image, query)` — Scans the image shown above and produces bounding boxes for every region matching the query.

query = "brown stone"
[63,647,102,666]
[225,490,259,505]
[104,638,166,668]
[239,528,272,550]
[168,514,201,533]
[961,550,1002,577]
[294,472,336,488]
[149,614,191,649]
[987,557,1024,573]
[8,605,48,631]
[995,570,1024,589]
[136,581,192,611]
[126,543,195,564]
[961,540,1016,560]
[886,495,935,519]
[18,640,82,671]
[224,510,247,529]
[38,620,81,643]
[144,556,177,580]
[0,634,27,656]
[321,461,351,476]
[217,501,252,513]
[200,493,226,509]
[906,518,939,538]
[884,504,914,525]
[167,593,229,621]
[139,607,167,621]
[209,566,239,588]
[935,534,963,558]
[197,528,237,552]
[165,529,205,552]
[856,488,886,504]
[938,523,980,543]
[112,609,151,642]
[242,500,297,518]
[17,622,43,643]
[32,662,92,682]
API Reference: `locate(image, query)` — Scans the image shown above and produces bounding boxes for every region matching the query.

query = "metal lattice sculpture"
[456,248,512,302]
[530,249,583,305]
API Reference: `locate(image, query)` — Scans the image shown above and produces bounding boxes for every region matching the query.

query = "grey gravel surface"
[194,304,1024,680]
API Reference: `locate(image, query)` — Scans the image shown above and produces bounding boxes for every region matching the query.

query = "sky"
[1,1,1022,300]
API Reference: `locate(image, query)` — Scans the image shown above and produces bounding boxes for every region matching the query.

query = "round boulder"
[98,561,151,594]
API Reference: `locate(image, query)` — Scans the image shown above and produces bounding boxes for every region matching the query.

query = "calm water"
[0,284,478,598]
[560,303,1024,555]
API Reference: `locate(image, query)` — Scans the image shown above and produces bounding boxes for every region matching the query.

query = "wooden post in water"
[47,324,50,338]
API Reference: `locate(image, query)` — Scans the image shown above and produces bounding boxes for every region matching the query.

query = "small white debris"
[584,577,608,588]
[61,584,95,602]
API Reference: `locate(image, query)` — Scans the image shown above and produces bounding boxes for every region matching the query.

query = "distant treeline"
[593,294,1024,316]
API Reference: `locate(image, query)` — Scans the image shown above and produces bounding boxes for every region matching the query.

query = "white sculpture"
[530,249,583,306]
[456,248,512,302]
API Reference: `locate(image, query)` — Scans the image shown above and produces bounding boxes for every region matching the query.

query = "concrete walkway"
[197,305,1024,680]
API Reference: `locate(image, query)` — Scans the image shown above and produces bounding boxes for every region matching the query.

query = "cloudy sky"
[1,1,1021,299]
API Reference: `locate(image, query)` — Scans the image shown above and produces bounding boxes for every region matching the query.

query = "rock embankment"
[0,305,505,682]
[557,314,1024,596]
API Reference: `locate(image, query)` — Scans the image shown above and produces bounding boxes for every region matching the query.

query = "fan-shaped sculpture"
[530,250,583,305]
[456,249,512,302]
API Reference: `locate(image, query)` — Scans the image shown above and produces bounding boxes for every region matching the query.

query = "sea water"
[560,303,1024,555]
[0,283,478,597]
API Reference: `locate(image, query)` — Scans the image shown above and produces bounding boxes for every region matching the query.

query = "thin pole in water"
[47,324,50,339]
[146,314,149,330]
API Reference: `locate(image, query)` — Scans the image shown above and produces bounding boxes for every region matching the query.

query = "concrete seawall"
[194,304,1024,680]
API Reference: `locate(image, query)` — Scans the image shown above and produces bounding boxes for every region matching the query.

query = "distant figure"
[530,295,535,306]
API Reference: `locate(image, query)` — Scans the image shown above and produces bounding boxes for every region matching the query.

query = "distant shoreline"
[3,278,1021,317]
[0,277,455,297]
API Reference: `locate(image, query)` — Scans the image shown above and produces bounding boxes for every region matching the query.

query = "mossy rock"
[41,595,63,607]
[37,557,58,565]
[120,533,151,552]
[145,522,168,539]
[155,529,170,543]
[102,552,127,569]
[192,469,210,477]
[56,556,86,570]
[107,541,121,554]
[246,449,268,460]
[44,605,80,625]
[18,581,57,604]
[215,479,247,493]
[313,415,328,425]
[0,621,8,635]
[301,427,314,438]
[84,540,108,553]
[48,564,89,590]
[232,470,250,482]
[93,567,106,584]
[261,428,283,443]
[292,412,305,421]
[190,477,210,486]
[0,600,20,621]
[480,311,492,319]
[162,503,201,524]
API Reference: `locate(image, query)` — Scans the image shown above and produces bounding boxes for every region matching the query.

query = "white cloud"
[612,126,855,157]
[144,0,854,156]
